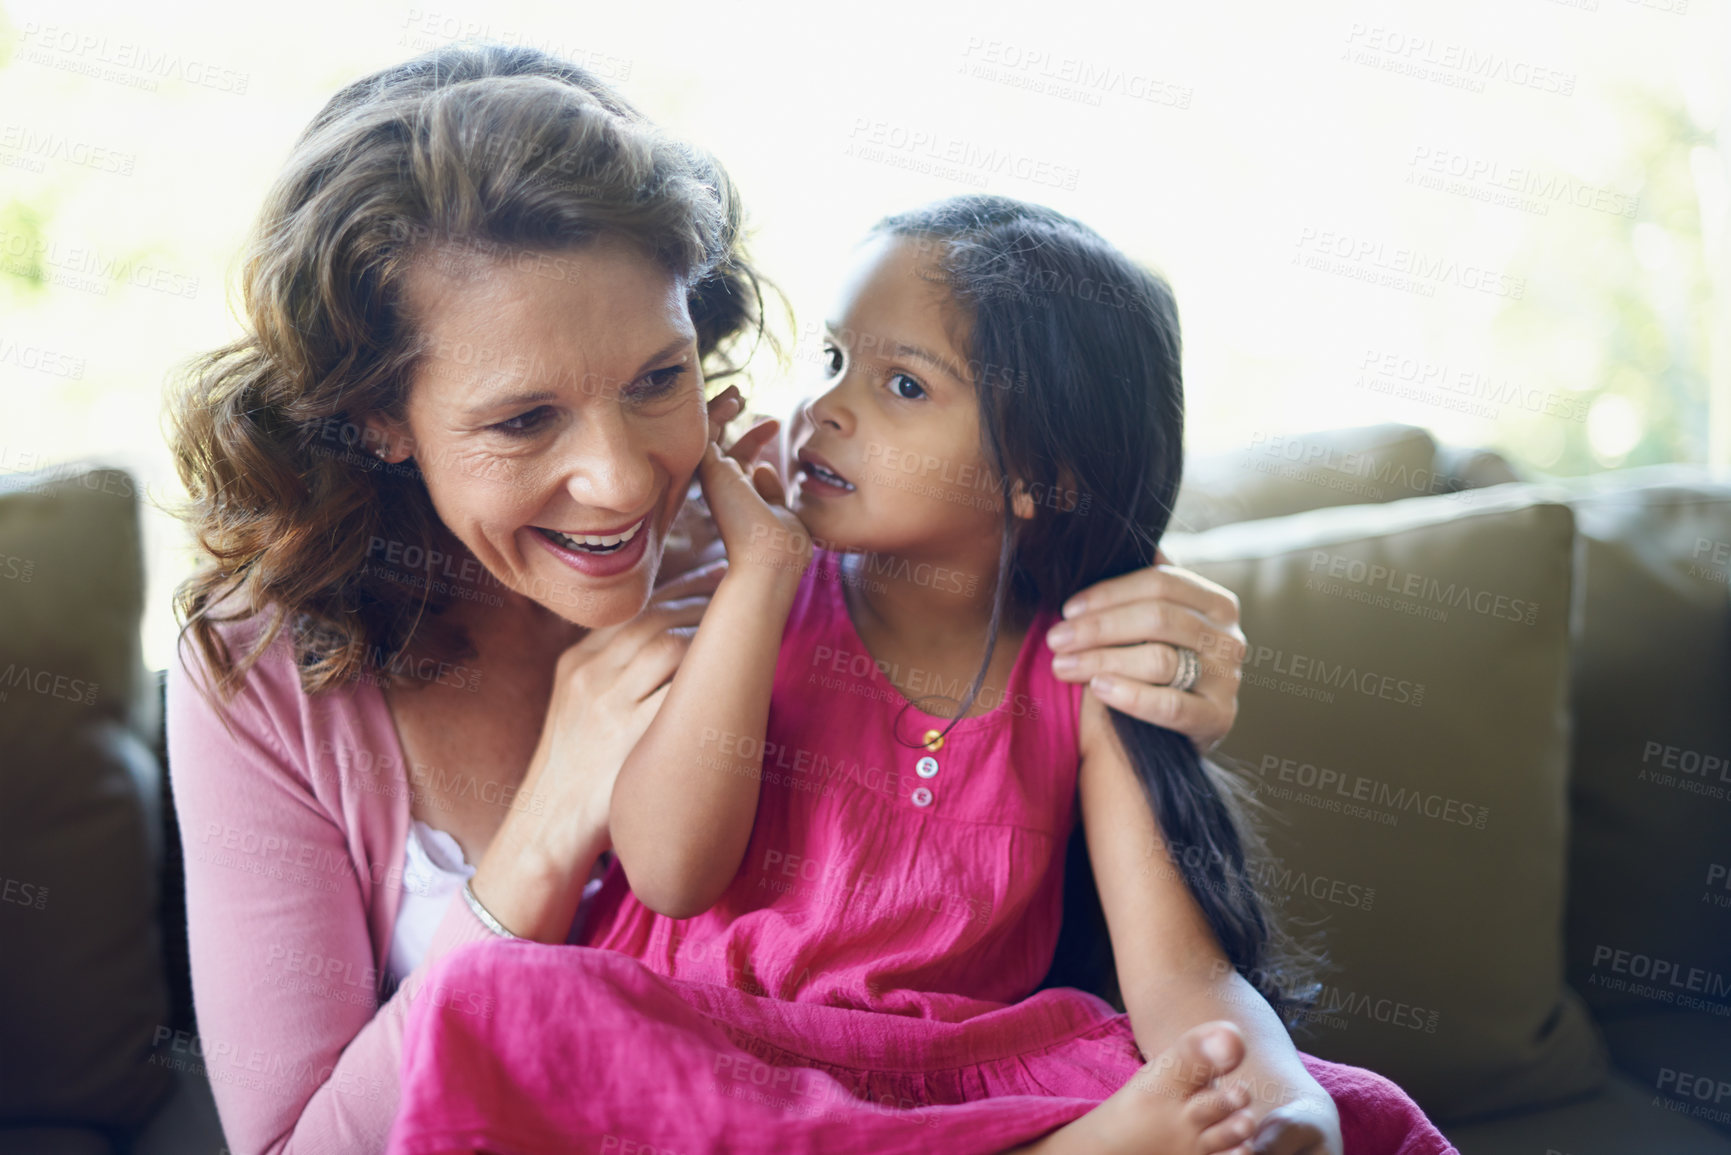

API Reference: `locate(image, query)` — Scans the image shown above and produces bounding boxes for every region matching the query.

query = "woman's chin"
[522,575,653,629]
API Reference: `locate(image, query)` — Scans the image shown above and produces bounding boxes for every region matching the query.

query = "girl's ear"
[1009,481,1037,521]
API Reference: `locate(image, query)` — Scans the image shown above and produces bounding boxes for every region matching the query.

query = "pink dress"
[386,550,1457,1154]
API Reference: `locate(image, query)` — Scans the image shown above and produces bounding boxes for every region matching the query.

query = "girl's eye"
[630,364,688,400]
[822,341,845,378]
[493,406,553,435]
[889,372,927,401]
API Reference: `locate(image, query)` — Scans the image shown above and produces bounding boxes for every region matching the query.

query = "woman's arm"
[608,437,812,918]
[1075,688,1343,1155]
[166,567,719,1153]
[167,649,551,1155]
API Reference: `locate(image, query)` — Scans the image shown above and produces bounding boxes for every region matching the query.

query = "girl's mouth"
[534,518,646,554]
[797,455,856,495]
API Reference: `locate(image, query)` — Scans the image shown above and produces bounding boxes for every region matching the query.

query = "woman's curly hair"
[167,42,769,703]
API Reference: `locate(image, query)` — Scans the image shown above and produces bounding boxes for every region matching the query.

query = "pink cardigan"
[166,612,502,1155]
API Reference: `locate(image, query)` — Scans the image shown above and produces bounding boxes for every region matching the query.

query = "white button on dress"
[916,756,939,778]
[911,786,934,807]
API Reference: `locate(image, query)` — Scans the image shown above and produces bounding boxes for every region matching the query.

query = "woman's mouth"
[534,518,646,554]
[530,516,652,579]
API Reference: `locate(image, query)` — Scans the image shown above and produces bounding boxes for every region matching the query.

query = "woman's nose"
[562,413,656,514]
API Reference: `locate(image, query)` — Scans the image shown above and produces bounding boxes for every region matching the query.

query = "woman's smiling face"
[369,236,709,628]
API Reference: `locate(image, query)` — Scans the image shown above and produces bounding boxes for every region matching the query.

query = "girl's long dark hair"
[873,196,1325,1027]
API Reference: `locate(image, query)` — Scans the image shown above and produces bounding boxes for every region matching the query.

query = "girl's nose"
[806,381,852,435]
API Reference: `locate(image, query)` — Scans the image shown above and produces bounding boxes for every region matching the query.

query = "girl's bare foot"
[1004,1020,1257,1155]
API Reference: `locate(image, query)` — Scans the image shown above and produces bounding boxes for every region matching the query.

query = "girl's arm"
[608,437,811,918]
[1076,688,1343,1153]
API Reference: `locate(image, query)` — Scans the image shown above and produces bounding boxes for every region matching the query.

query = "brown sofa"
[2,430,1727,1153]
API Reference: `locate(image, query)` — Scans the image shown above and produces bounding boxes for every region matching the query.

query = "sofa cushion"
[1596,1011,1731,1140]
[1172,423,1441,533]
[1549,468,1731,1045]
[1168,484,1605,1123]
[1432,445,1522,492]
[1442,1069,1731,1155]
[0,1127,115,1155]
[0,466,170,1131]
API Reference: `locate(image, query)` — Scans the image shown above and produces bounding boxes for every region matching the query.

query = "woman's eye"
[629,364,688,400]
[822,341,844,378]
[493,406,552,435]
[889,372,927,401]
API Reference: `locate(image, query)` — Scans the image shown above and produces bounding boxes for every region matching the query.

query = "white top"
[386,820,610,986]
[387,820,479,986]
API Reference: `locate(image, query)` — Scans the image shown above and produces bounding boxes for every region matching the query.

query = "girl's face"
[790,234,1005,561]
[367,237,709,628]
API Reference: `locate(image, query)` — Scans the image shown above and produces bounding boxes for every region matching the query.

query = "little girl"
[388,198,1454,1155]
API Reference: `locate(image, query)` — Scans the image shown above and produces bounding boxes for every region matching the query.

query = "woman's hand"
[533,561,727,857]
[1046,548,1248,754]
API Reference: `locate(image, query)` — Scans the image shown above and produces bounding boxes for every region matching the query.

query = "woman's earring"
[375,447,389,460]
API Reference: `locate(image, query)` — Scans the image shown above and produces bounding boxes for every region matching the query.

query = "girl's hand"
[693,388,811,589]
[1047,547,1247,753]
[1245,1095,1342,1155]
[658,386,786,584]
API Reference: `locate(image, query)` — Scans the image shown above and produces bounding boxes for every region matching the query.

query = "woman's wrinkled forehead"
[396,236,697,411]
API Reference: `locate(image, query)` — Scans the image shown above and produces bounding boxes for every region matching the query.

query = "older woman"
[165,44,1250,1154]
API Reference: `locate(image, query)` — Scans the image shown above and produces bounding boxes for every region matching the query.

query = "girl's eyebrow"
[826,322,969,386]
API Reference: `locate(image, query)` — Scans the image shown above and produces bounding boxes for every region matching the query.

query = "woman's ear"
[1009,480,1037,521]
[360,414,413,463]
